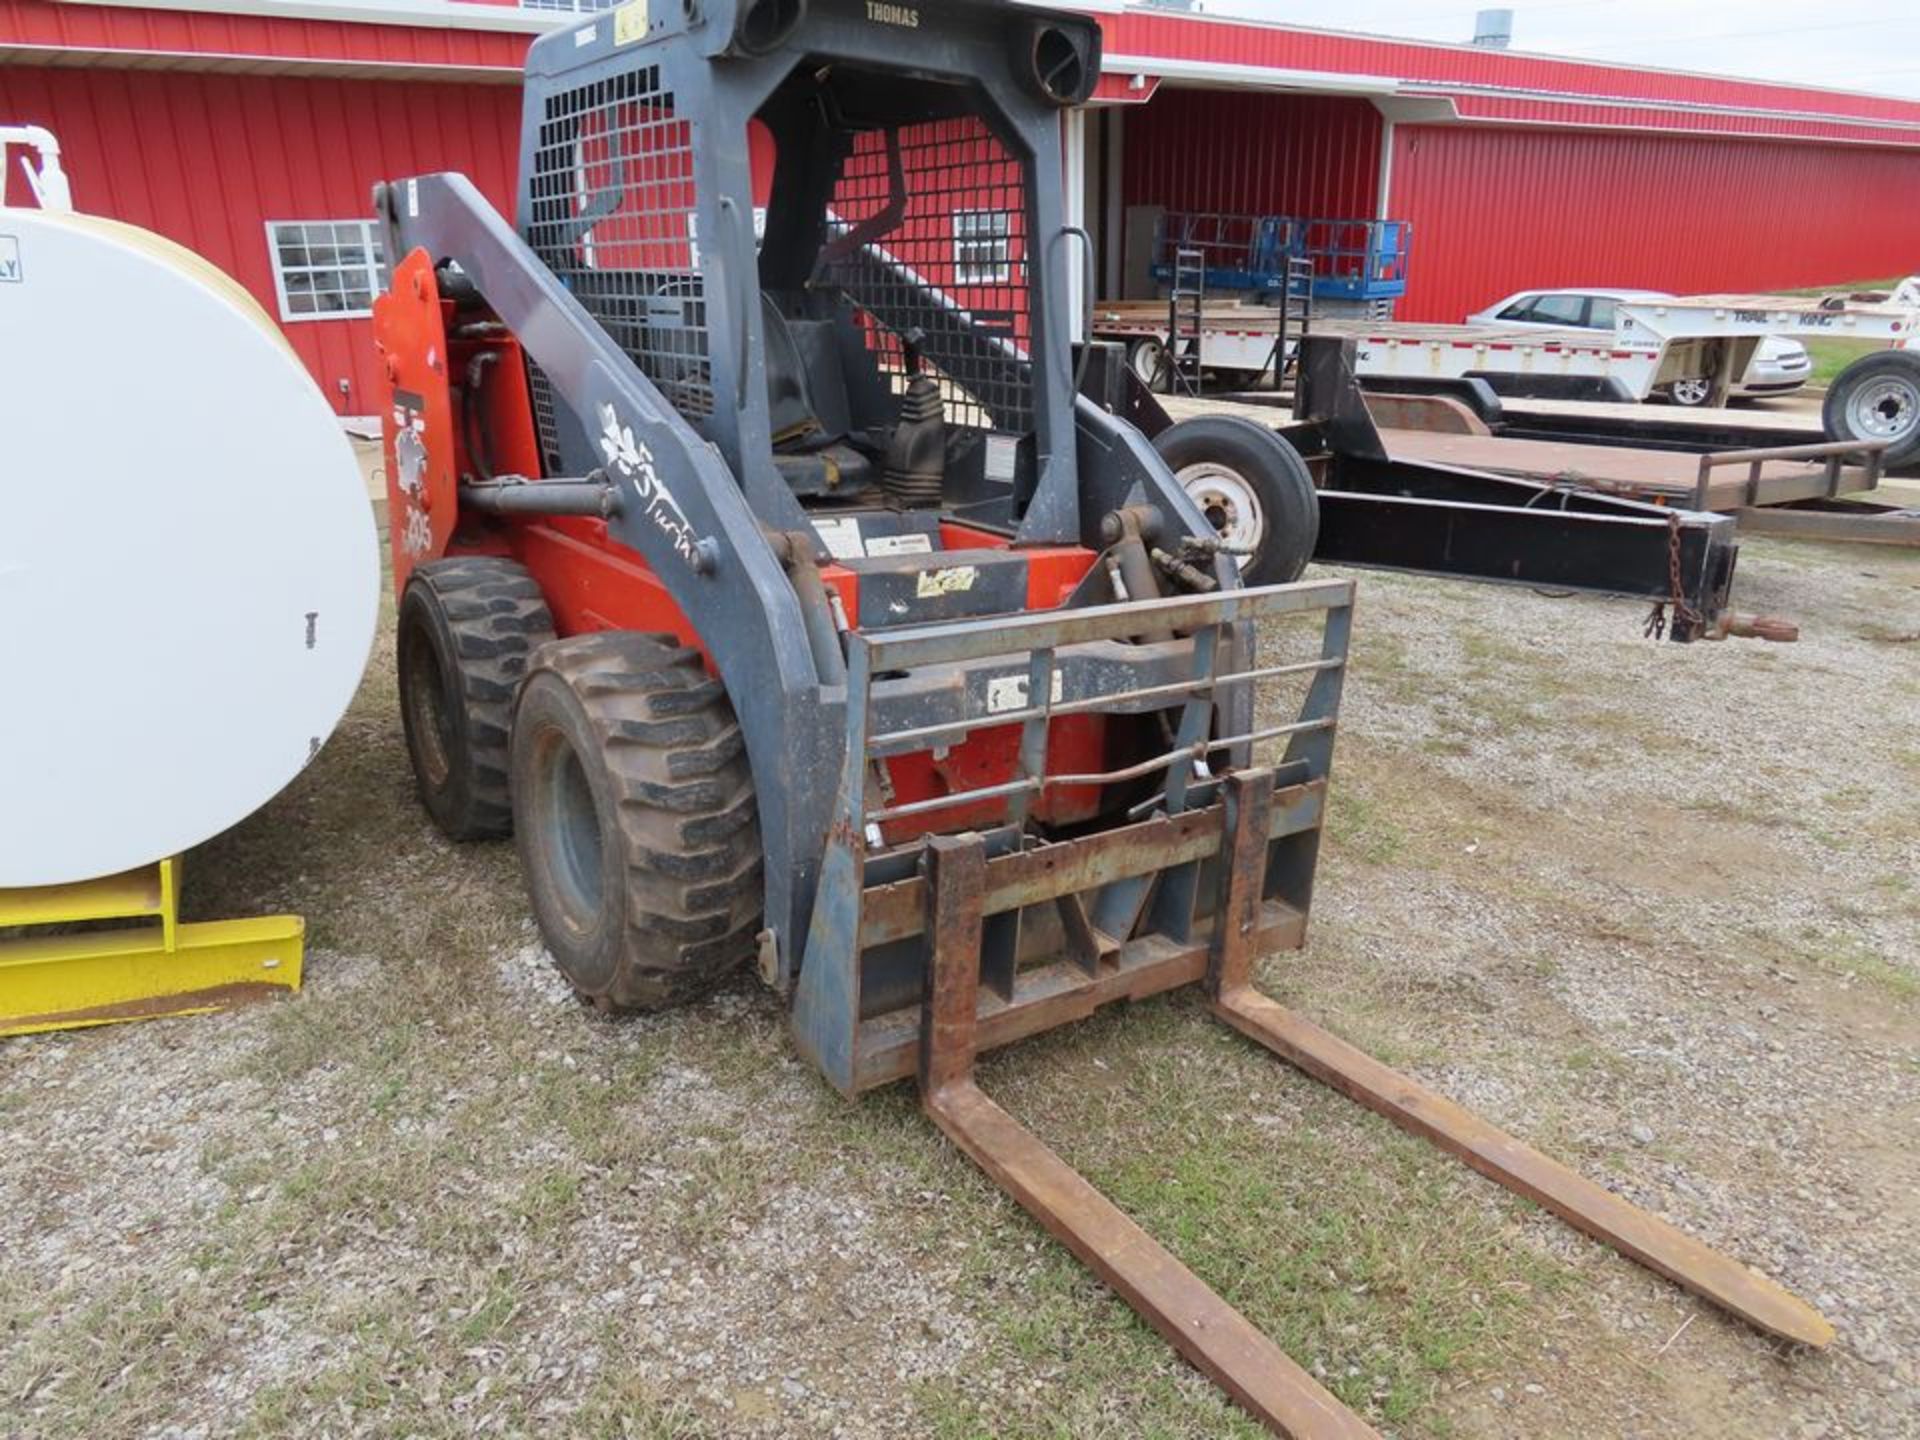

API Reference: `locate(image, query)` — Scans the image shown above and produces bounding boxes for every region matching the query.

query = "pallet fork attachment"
[873,620,1833,1440]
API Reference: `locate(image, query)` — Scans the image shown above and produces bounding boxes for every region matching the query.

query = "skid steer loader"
[372,2,1830,1431]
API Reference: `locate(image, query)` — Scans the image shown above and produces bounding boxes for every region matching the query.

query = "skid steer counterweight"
[368,0,1832,1431]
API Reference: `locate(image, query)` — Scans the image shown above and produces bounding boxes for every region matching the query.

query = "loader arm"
[375,173,837,974]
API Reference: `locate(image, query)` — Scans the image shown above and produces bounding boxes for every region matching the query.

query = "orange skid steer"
[370,0,1831,1431]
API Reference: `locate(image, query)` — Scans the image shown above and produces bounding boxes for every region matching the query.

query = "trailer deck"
[1097,298,1684,402]
[1158,393,1877,511]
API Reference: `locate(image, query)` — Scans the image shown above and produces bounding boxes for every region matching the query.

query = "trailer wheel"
[1825,351,1920,467]
[1152,415,1320,586]
[398,556,556,841]
[1127,336,1170,393]
[511,632,762,1013]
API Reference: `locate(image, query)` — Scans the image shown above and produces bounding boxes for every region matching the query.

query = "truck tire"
[1825,351,1920,468]
[510,632,762,1013]
[1152,415,1320,586]
[1665,376,1715,408]
[398,556,556,841]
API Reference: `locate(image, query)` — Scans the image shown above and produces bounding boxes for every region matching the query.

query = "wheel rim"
[1847,376,1920,442]
[1670,377,1712,406]
[1130,338,1166,387]
[536,729,605,931]
[401,621,455,789]
[1175,462,1263,567]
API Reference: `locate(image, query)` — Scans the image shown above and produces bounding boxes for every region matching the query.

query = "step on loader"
[371,2,1831,1431]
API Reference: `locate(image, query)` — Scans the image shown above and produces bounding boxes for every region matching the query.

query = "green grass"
[896,998,1576,1438]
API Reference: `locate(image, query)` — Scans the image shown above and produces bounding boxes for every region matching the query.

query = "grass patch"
[908,998,1572,1437]
[1325,786,1408,866]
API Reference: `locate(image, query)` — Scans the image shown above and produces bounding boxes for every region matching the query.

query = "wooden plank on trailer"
[1500,395,1822,437]
[1378,428,1877,508]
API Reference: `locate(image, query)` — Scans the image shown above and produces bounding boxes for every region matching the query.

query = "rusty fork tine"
[925,1080,1382,1440]
[1211,986,1835,1350]
[919,830,1381,1440]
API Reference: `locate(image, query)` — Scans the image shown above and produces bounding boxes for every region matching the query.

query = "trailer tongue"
[371,2,1831,1431]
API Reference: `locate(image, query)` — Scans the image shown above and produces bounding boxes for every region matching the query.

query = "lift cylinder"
[0,206,378,886]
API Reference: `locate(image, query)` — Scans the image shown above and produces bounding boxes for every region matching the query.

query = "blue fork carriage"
[790,578,1351,1096]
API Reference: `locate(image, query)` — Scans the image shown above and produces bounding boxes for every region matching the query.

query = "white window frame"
[265,219,388,323]
[952,208,1013,285]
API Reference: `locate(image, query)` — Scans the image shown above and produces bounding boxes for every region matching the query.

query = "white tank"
[0,178,378,887]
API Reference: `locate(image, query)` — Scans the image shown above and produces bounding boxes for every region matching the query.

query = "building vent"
[1471,8,1513,48]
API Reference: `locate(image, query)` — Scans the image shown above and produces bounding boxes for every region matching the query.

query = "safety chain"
[1643,511,1703,641]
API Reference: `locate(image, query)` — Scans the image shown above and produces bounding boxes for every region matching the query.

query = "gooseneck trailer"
[1097,282,1920,468]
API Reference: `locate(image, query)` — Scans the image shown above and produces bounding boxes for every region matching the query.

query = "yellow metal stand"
[0,858,302,1036]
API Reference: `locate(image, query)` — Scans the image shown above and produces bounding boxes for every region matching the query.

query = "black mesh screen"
[526,66,712,419]
[525,358,564,475]
[821,117,1033,435]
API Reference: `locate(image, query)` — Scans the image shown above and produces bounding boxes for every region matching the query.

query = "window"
[266,220,388,321]
[1586,298,1618,331]
[1529,293,1589,327]
[952,209,1012,285]
[1496,298,1538,322]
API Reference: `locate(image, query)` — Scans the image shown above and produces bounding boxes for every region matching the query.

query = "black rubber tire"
[510,632,762,1013]
[398,556,556,841]
[1151,415,1321,586]
[1824,350,1920,469]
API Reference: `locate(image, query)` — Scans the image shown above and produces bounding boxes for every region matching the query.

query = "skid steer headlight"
[1012,20,1100,107]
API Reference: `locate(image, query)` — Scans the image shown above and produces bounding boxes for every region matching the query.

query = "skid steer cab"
[370,0,1831,1431]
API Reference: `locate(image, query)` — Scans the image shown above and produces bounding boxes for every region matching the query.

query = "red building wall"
[1121,89,1382,220]
[1390,124,1920,322]
[0,65,522,410]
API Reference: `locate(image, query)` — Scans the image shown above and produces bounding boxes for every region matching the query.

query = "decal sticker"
[866,532,934,557]
[866,1,919,26]
[598,402,703,569]
[986,671,1064,715]
[613,0,649,45]
[0,236,19,283]
[574,23,598,46]
[391,392,434,560]
[915,565,977,599]
[813,517,865,560]
[405,178,418,219]
[984,433,1018,482]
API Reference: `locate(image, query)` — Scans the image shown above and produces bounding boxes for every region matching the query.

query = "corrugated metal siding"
[1389,124,1920,322]
[1103,11,1920,136]
[0,0,531,75]
[1123,89,1381,219]
[0,65,521,409]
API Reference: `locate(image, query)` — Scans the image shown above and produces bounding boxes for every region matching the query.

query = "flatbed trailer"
[1099,280,1920,465]
[1093,299,1676,401]
[1160,392,1881,512]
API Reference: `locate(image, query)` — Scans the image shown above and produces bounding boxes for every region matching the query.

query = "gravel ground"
[3,529,1916,1440]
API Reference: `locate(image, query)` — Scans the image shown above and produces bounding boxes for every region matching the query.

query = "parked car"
[1466,287,1812,405]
